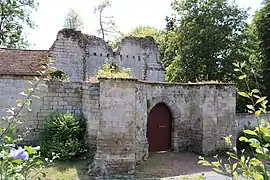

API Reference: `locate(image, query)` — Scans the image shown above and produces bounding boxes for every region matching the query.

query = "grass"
[40,155,91,180]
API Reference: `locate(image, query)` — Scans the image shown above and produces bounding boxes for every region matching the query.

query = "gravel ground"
[99,152,248,180]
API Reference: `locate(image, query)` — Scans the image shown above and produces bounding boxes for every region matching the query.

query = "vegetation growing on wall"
[88,60,131,82]
[63,9,84,30]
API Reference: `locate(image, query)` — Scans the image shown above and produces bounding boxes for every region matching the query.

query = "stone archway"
[147,96,179,152]
[147,103,172,152]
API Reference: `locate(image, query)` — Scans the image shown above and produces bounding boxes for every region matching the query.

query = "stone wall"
[118,36,165,82]
[26,81,83,143]
[137,81,236,156]
[0,78,32,118]
[82,83,100,148]
[93,78,236,174]
[49,31,85,81]
[0,78,45,142]
[49,29,165,82]
[0,78,84,143]
[0,77,236,175]
[237,113,270,132]
[95,78,137,174]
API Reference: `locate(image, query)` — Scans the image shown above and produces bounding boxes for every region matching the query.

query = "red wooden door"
[147,103,172,152]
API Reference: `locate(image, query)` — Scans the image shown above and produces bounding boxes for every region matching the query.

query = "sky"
[27,0,263,50]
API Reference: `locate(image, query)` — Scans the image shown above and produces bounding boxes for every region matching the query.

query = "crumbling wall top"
[119,36,158,51]
[54,29,159,53]
[53,29,113,51]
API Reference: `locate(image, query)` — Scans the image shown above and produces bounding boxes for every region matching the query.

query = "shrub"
[238,122,270,154]
[41,112,85,160]
[97,62,131,79]
[50,70,69,81]
[88,60,131,82]
[237,123,256,153]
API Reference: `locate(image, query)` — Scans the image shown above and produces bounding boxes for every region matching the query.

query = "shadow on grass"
[42,152,94,180]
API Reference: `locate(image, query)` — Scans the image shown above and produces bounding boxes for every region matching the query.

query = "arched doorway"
[147,103,172,152]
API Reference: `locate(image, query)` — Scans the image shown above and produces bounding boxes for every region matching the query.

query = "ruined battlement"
[49,29,165,82]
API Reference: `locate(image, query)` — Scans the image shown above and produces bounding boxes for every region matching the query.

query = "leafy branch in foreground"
[198,62,270,180]
[0,57,58,179]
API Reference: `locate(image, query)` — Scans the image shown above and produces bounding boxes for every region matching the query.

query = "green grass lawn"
[40,156,91,180]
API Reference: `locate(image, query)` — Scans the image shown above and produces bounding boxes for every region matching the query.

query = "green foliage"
[165,55,182,82]
[63,8,84,30]
[237,123,258,153]
[43,113,82,140]
[98,62,131,78]
[41,138,82,160]
[41,113,85,160]
[127,26,160,39]
[0,57,57,179]
[254,1,270,103]
[0,144,47,179]
[50,70,70,81]
[89,61,131,82]
[0,0,38,48]
[198,62,270,179]
[165,0,248,83]
[159,30,181,68]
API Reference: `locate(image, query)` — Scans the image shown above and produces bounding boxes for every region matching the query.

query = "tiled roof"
[0,48,49,76]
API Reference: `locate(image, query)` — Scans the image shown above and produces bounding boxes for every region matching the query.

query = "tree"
[0,0,38,48]
[254,1,270,100]
[94,0,119,40]
[127,26,160,39]
[63,9,84,30]
[126,26,178,68]
[166,0,248,83]
[235,22,264,113]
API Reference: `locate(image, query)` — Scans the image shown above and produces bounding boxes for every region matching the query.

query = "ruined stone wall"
[82,83,100,148]
[94,78,236,174]
[0,76,236,174]
[0,78,84,143]
[49,31,85,81]
[199,85,236,153]
[49,29,165,82]
[118,37,165,82]
[135,83,204,158]
[95,78,137,174]
[0,78,32,118]
[0,78,46,143]
[141,82,236,155]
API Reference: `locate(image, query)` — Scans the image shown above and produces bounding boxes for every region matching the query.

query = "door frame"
[146,101,174,152]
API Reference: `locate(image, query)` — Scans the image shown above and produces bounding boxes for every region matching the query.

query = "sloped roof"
[0,48,49,76]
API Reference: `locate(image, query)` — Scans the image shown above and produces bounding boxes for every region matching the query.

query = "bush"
[88,60,131,82]
[40,112,85,160]
[237,123,256,153]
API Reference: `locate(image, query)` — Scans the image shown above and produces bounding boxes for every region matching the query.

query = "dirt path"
[135,151,212,178]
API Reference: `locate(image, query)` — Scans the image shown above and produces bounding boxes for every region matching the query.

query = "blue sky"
[27,0,263,50]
